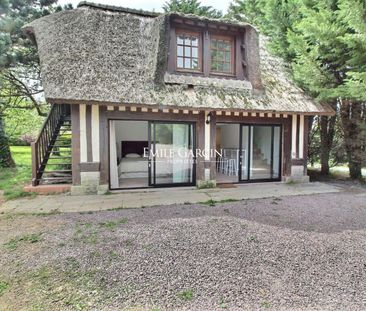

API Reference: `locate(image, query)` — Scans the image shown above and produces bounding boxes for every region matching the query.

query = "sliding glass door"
[239,124,282,182]
[149,122,195,186]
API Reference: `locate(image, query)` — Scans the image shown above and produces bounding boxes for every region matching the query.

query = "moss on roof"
[23,2,334,115]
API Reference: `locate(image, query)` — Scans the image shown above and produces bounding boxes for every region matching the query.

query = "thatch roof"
[23,2,334,115]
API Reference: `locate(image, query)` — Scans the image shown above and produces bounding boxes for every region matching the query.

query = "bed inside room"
[110,120,149,188]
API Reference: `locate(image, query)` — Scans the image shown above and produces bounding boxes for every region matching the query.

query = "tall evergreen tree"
[163,0,223,18]
[228,0,365,179]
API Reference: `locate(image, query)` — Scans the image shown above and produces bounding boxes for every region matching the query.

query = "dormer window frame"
[210,34,236,76]
[168,19,246,81]
[175,29,203,73]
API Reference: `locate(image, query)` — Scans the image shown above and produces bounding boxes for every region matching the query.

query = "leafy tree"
[163,0,223,18]
[228,0,365,179]
[0,0,71,168]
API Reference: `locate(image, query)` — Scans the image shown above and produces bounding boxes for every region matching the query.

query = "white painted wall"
[253,126,272,165]
[114,121,148,159]
[219,124,239,149]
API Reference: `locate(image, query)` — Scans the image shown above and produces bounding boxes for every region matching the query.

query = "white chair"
[227,159,236,176]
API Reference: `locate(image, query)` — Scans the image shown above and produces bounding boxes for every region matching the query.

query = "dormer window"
[168,18,246,81]
[176,30,201,71]
[210,36,234,75]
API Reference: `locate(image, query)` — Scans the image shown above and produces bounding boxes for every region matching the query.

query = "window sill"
[164,72,253,90]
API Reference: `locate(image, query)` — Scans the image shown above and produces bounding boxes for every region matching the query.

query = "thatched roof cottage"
[24,1,334,193]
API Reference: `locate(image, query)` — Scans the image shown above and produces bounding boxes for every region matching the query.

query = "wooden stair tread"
[48,156,72,159]
[44,170,72,173]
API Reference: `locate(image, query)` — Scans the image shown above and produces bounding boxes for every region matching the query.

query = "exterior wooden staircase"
[31,104,72,186]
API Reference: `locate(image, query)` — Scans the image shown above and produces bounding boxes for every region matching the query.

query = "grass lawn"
[308,164,366,182]
[0,146,33,200]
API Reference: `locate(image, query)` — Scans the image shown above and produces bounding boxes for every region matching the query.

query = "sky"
[58,0,232,14]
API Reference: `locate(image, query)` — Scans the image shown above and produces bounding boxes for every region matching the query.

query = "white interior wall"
[114,121,148,159]
[219,124,239,149]
[253,127,272,164]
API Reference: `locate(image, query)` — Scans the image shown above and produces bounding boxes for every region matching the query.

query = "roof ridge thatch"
[77,1,256,30]
[77,1,161,18]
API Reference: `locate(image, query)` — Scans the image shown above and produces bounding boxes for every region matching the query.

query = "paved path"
[0,182,341,214]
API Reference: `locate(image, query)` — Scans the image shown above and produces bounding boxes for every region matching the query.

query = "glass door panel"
[250,126,272,180]
[240,124,282,182]
[239,125,250,181]
[150,122,195,186]
[272,126,281,179]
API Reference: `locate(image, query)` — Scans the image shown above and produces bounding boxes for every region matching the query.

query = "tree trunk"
[341,102,365,180]
[0,114,15,168]
[319,113,336,175]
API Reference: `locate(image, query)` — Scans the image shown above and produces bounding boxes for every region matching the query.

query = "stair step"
[50,152,71,154]
[48,155,71,160]
[45,163,72,166]
[44,170,72,173]
[40,177,72,181]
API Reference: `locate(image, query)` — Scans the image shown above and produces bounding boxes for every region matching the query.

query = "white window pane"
[184,46,191,57]
[177,57,184,68]
[184,58,191,68]
[177,46,184,57]
[184,37,191,45]
[192,47,198,58]
[192,58,199,69]
[177,35,184,45]
[191,37,198,46]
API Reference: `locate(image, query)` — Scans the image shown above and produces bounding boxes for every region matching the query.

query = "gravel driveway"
[1,189,366,310]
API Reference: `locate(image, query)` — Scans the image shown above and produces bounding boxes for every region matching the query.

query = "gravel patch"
[1,190,366,310]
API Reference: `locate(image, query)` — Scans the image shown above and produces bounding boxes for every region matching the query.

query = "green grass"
[4,233,42,250]
[0,146,33,200]
[0,281,9,296]
[200,198,239,206]
[0,145,72,201]
[98,218,128,231]
[177,289,194,301]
